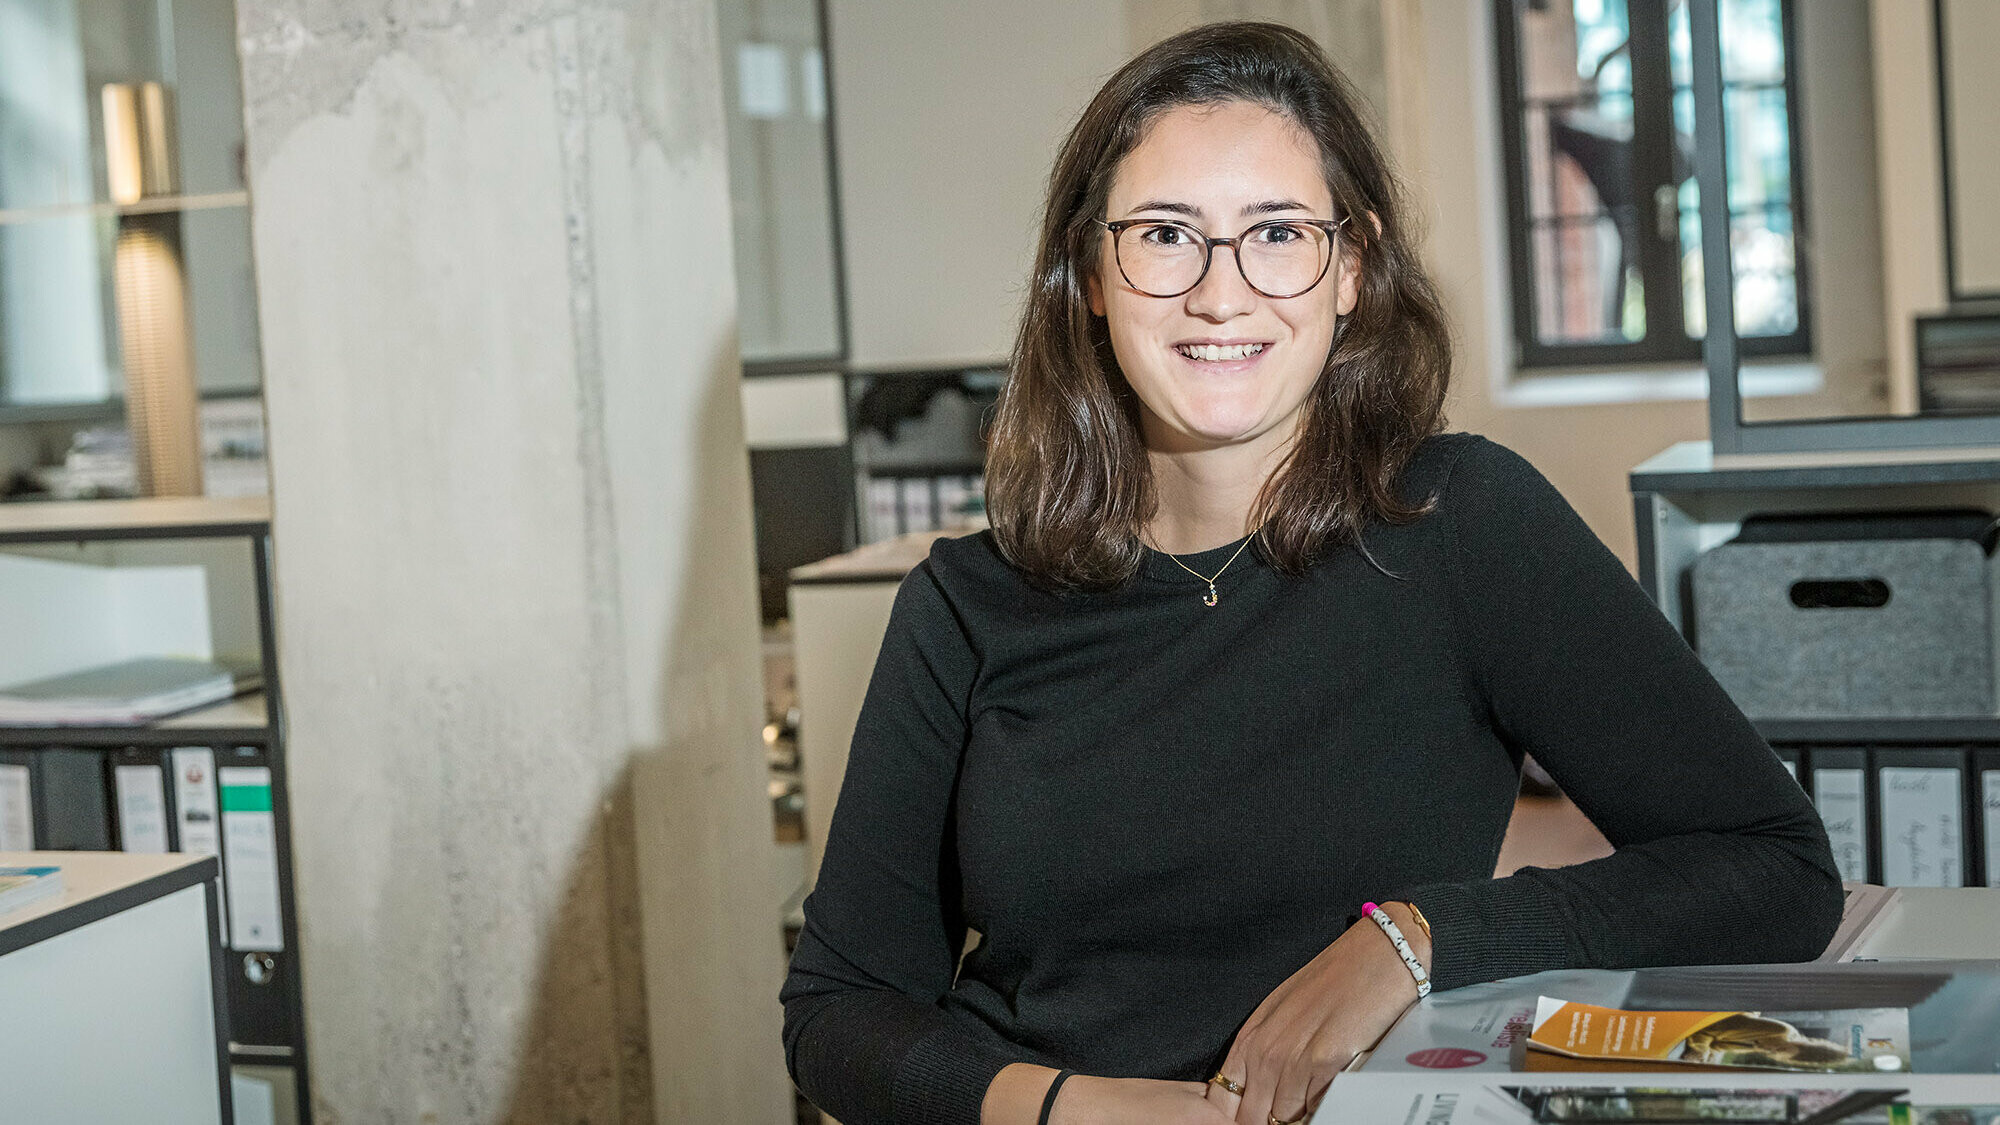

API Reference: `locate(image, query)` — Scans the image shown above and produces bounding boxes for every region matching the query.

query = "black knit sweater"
[779,433,1843,1125]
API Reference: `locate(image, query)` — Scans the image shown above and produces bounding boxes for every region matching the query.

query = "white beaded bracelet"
[1362,901,1431,999]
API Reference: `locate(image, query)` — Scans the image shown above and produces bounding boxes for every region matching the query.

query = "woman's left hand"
[1204,901,1431,1125]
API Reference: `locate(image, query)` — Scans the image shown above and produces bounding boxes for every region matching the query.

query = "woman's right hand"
[1051,1075,1237,1125]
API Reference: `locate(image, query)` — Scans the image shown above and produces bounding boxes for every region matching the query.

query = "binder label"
[172,748,228,941]
[219,765,284,952]
[0,764,31,851]
[112,764,170,853]
[1984,770,2000,889]
[1813,768,1868,883]
[1880,766,1964,887]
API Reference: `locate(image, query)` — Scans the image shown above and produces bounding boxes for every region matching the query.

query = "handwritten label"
[1881,766,1962,887]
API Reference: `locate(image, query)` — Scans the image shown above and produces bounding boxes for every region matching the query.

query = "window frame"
[1492,0,1815,371]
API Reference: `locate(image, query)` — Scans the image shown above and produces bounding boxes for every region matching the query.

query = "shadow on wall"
[497,344,788,1124]
[493,762,656,1125]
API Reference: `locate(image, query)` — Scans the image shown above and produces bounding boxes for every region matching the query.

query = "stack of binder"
[1777,745,2000,888]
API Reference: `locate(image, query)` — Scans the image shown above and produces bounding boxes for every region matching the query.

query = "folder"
[217,747,293,1050]
[171,746,228,940]
[1773,746,1803,786]
[1875,748,1968,888]
[0,751,35,850]
[1976,748,2000,889]
[219,761,284,952]
[1810,749,1870,884]
[108,747,173,853]
[0,748,112,851]
[898,478,936,534]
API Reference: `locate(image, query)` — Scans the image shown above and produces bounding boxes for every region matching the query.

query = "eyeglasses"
[1096,215,1350,299]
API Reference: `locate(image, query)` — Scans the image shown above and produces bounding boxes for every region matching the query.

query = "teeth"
[1178,343,1266,362]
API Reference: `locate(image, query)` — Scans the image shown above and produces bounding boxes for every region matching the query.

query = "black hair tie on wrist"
[1038,1069,1078,1125]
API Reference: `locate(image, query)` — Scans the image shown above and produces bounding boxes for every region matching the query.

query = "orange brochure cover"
[1526,996,1913,1075]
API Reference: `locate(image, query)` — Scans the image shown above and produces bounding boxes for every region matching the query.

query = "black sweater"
[780,433,1843,1125]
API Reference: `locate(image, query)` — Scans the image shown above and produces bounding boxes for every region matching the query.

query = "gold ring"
[1269,1117,1305,1125]
[1207,1073,1246,1096]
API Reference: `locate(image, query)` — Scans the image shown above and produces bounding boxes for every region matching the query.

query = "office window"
[1495,0,1812,369]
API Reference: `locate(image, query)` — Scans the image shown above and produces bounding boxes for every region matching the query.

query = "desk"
[0,851,231,1124]
[789,531,955,886]
[1855,887,2000,959]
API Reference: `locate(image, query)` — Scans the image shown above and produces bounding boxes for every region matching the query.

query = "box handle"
[1789,578,1891,610]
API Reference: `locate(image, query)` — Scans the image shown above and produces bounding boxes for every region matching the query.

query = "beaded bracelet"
[1361,901,1431,999]
[1038,1069,1077,1125]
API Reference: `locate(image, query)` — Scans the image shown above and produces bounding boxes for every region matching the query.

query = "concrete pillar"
[233,0,788,1119]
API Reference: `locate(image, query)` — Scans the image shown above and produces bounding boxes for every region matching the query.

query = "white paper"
[736,42,790,118]
[173,748,228,940]
[1880,766,1964,887]
[219,765,283,951]
[1983,769,2000,889]
[1813,768,1869,883]
[113,763,170,853]
[0,763,33,850]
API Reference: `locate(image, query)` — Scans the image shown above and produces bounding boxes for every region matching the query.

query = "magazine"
[0,865,63,915]
[1362,961,2000,1078]
[1309,1073,2000,1125]
[1527,997,1913,1074]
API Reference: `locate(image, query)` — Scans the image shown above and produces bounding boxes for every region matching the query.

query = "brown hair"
[985,21,1452,590]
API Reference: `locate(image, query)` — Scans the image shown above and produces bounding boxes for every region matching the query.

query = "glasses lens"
[1115,222,1207,296]
[1240,221,1333,298]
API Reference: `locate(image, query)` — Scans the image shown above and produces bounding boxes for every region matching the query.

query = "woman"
[781,22,1841,1125]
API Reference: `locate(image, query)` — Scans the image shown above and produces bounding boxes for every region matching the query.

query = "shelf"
[0,692,270,747]
[0,190,250,228]
[0,388,262,427]
[1632,439,2000,494]
[0,496,269,544]
[1756,715,2000,745]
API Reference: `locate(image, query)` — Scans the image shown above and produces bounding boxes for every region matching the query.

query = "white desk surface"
[1854,886,2000,960]
[0,851,213,941]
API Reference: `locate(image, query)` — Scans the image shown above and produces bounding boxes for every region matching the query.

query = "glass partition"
[0,0,257,408]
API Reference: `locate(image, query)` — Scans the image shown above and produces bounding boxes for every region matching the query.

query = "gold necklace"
[1154,532,1258,607]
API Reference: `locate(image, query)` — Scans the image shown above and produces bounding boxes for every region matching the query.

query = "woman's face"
[1089,100,1359,455]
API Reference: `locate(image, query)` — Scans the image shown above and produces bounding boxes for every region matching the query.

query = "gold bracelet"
[1403,901,1433,941]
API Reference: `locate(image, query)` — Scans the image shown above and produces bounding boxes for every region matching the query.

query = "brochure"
[1526,997,1913,1074]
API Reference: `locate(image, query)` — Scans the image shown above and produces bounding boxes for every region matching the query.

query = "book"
[0,657,256,726]
[1527,996,1912,1074]
[0,865,63,915]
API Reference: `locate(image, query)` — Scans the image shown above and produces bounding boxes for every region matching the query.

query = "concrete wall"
[234,0,788,1119]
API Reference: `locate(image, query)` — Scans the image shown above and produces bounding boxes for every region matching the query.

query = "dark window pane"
[1535,215,1643,343]
[1527,94,1635,220]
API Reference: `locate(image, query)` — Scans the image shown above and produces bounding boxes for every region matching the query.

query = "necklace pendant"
[1203,584,1218,607]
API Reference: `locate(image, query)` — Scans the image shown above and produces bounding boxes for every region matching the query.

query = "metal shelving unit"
[1631,440,2000,888]
[0,496,310,1124]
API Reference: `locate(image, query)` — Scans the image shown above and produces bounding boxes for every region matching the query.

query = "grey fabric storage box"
[1691,538,1998,718]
